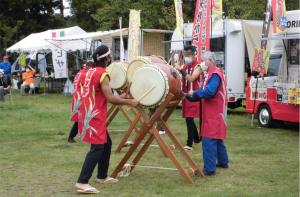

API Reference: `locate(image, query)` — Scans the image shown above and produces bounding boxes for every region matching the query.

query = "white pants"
[21,82,35,89]
[21,82,35,94]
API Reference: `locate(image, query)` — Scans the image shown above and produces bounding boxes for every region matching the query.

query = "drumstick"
[189,82,193,93]
[137,85,156,102]
[126,85,156,112]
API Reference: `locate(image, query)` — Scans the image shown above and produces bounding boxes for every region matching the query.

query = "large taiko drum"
[106,61,129,90]
[127,56,167,83]
[130,63,182,108]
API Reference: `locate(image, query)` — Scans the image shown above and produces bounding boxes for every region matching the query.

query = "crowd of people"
[68,45,229,194]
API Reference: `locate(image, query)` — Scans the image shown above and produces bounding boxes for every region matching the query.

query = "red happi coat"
[71,69,86,122]
[182,60,201,118]
[78,67,108,144]
[201,65,228,139]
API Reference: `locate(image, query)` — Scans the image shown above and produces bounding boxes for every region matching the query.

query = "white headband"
[96,49,111,60]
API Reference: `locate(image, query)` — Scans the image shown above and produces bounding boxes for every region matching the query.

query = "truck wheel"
[258,105,273,127]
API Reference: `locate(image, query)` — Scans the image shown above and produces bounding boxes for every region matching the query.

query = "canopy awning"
[7,26,89,53]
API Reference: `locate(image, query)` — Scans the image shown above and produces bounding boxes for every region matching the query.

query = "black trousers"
[185,118,200,147]
[68,122,78,139]
[77,135,112,184]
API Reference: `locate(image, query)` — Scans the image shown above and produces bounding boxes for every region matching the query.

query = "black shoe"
[216,164,229,168]
[68,138,76,143]
[202,169,216,176]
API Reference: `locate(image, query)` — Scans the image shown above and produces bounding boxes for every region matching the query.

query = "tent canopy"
[7,26,90,53]
[50,28,129,41]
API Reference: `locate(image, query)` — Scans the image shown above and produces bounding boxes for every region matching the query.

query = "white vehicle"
[171,19,264,109]
[246,10,300,127]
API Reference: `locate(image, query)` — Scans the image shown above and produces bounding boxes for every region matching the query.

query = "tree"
[67,0,104,31]
[0,0,65,54]
[90,0,176,31]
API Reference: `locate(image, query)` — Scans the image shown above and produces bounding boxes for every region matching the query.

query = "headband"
[96,49,111,60]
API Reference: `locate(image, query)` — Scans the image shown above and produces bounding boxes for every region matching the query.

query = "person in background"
[75,45,138,194]
[21,65,36,95]
[0,69,11,102]
[185,51,229,176]
[0,55,11,77]
[68,61,92,143]
[176,45,202,151]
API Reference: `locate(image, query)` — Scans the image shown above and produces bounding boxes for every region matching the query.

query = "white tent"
[51,28,129,41]
[7,26,90,52]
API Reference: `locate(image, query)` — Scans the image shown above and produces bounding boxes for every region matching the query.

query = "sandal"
[75,183,99,194]
[95,176,118,184]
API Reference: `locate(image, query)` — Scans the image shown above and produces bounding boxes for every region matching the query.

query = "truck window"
[266,54,282,76]
[288,39,299,65]
[210,37,225,52]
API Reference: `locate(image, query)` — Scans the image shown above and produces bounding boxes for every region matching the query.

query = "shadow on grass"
[273,121,299,132]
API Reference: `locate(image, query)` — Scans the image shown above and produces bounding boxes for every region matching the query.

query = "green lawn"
[0,92,299,197]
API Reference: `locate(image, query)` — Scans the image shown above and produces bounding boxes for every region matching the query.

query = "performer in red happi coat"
[75,45,138,194]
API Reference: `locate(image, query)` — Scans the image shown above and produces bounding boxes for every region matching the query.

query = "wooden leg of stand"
[119,106,140,133]
[111,119,150,178]
[111,94,174,178]
[152,128,193,184]
[107,105,116,117]
[130,134,155,172]
[115,111,142,152]
[106,106,120,126]
[160,119,205,177]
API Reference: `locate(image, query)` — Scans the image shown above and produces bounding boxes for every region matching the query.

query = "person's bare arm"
[27,65,36,73]
[185,66,201,82]
[176,64,201,82]
[101,75,138,107]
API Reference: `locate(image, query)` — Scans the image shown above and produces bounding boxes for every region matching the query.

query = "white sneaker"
[184,145,193,151]
[159,130,166,135]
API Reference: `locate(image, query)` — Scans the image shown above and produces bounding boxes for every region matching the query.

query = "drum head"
[130,65,168,107]
[127,59,148,83]
[106,62,127,90]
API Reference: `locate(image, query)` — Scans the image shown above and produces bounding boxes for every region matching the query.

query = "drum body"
[106,61,129,90]
[127,56,167,83]
[130,63,181,108]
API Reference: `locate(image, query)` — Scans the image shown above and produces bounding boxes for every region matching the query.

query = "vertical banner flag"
[52,48,68,78]
[172,0,184,51]
[19,52,27,67]
[252,47,270,76]
[192,0,211,61]
[272,0,287,33]
[128,9,141,61]
[174,0,184,38]
[119,17,125,61]
[212,0,222,16]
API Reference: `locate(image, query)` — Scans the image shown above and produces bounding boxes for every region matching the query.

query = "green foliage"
[0,0,65,53]
[0,0,299,55]
[67,0,104,31]
[90,0,176,31]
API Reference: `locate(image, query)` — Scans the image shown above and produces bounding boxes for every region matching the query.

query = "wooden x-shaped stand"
[111,93,204,184]
[106,104,144,152]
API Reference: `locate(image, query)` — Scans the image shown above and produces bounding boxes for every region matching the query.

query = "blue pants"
[202,137,229,174]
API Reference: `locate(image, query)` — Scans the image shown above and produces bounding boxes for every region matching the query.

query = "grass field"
[0,92,299,197]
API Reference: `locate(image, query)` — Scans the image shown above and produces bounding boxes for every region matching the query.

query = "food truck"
[245,10,300,127]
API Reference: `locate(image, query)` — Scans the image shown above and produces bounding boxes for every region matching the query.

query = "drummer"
[176,45,203,151]
[75,45,138,194]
